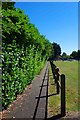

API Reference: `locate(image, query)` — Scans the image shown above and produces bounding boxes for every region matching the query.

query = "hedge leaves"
[2,2,52,109]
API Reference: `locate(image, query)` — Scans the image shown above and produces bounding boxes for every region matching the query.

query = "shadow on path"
[32,66,48,120]
[32,62,64,120]
[1,61,65,120]
[47,114,62,120]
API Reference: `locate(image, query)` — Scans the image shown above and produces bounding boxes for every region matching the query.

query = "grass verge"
[48,61,78,117]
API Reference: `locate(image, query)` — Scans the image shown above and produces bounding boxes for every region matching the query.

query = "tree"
[2,2,15,10]
[70,51,77,59]
[61,52,70,60]
[77,50,80,60]
[52,42,61,60]
[62,52,67,57]
[62,52,67,60]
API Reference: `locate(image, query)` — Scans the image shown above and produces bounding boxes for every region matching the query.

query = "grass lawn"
[48,60,78,116]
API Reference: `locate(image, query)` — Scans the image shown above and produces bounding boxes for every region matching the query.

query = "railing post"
[61,74,66,116]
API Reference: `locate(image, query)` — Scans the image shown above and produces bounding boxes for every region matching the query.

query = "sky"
[13,0,79,2]
[14,2,78,55]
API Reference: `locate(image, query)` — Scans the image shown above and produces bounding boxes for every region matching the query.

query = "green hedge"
[2,42,45,108]
[2,2,52,109]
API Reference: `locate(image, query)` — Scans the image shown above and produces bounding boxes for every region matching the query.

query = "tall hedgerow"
[2,2,52,109]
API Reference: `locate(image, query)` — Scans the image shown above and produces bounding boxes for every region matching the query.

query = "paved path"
[3,62,49,119]
[2,62,79,120]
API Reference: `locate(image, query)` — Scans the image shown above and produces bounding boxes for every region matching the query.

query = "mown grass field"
[48,61,78,116]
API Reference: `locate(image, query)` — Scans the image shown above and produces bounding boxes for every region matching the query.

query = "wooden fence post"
[57,80,59,94]
[55,68,60,94]
[53,64,56,79]
[55,68,59,83]
[61,74,66,116]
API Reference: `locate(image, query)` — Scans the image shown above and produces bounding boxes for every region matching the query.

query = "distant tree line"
[61,50,80,60]
[49,42,80,61]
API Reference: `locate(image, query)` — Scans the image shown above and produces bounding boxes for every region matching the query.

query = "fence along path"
[2,61,66,119]
[50,61,66,117]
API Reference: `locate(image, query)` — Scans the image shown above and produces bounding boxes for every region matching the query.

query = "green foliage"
[61,52,70,60]
[70,50,80,60]
[78,50,80,59]
[2,2,15,10]
[70,51,77,59]
[2,2,52,109]
[50,42,61,60]
[62,52,67,57]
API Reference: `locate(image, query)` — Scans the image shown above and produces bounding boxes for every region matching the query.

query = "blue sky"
[13,0,78,2]
[14,2,78,55]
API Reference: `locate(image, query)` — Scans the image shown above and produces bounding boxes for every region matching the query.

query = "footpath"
[2,62,49,120]
[1,62,79,120]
